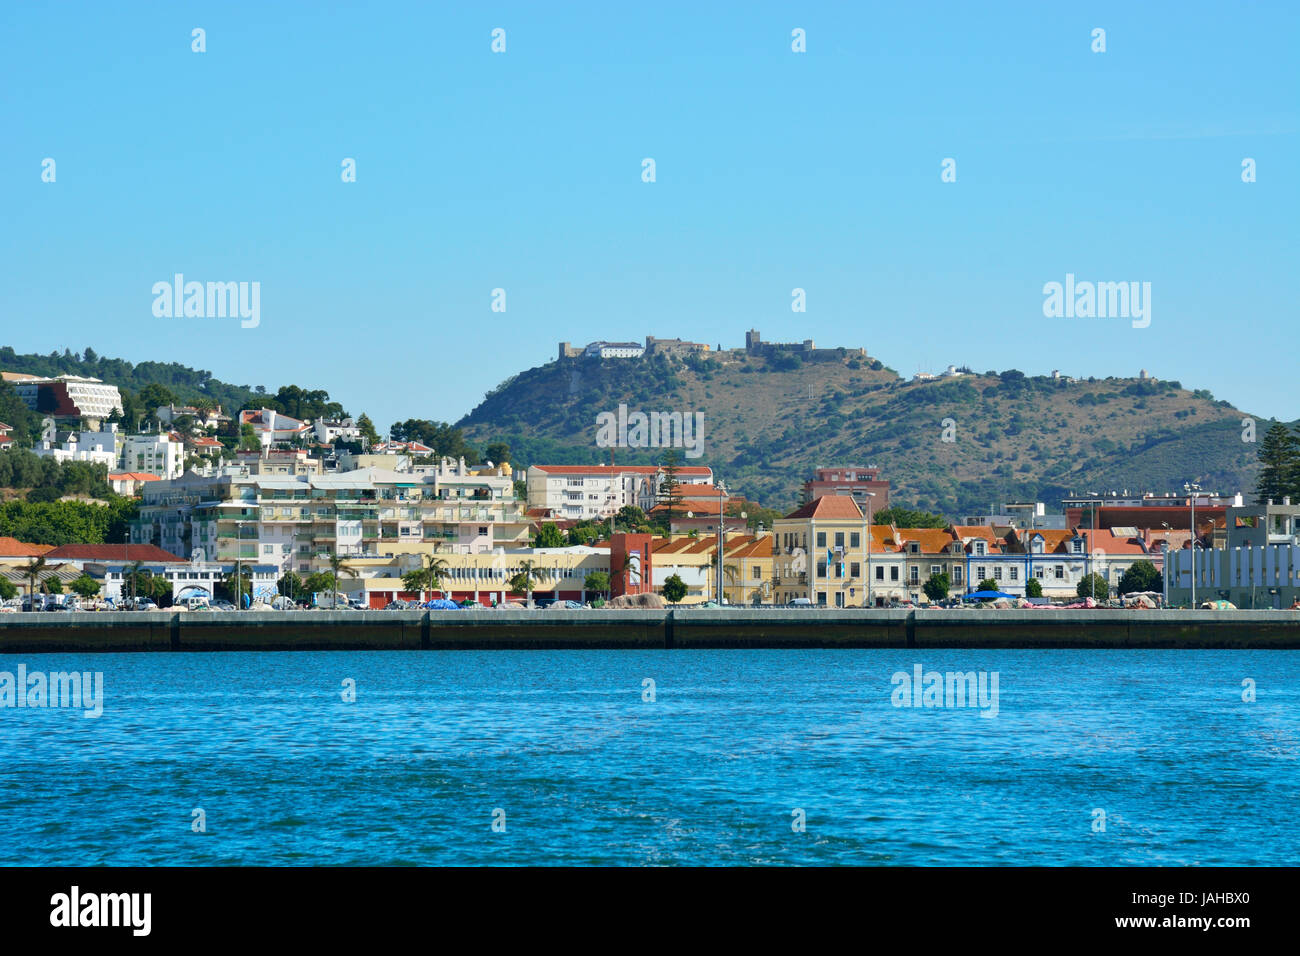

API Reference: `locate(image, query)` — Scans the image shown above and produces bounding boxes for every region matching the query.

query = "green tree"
[277,571,303,601]
[507,560,542,605]
[303,571,335,598]
[402,555,449,601]
[41,574,63,595]
[69,574,101,599]
[534,522,565,548]
[484,442,511,465]
[1077,573,1109,600]
[977,578,998,592]
[1025,577,1043,599]
[1255,421,1300,503]
[1117,559,1161,595]
[583,571,609,598]
[661,573,688,605]
[356,413,381,449]
[137,383,177,421]
[238,423,261,451]
[0,576,16,600]
[873,507,948,528]
[922,572,950,602]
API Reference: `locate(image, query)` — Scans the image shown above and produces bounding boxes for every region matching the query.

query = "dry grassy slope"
[457,350,1262,515]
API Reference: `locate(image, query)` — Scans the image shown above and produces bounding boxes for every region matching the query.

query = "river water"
[1,648,1295,865]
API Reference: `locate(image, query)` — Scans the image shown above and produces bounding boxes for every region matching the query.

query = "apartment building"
[130,459,530,578]
[7,373,123,426]
[526,464,713,522]
[802,466,891,512]
[122,432,184,479]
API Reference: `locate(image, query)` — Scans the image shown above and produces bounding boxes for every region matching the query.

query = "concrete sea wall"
[1,608,1299,652]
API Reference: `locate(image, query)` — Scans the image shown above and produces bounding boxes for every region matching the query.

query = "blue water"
[1,650,1296,865]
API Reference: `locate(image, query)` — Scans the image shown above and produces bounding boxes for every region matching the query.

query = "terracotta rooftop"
[784,496,865,520]
[0,537,56,558]
[44,544,186,562]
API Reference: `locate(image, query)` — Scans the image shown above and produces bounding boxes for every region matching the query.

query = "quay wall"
[2,609,1299,652]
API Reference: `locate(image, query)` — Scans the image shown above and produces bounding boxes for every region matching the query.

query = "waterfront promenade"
[1,608,1299,651]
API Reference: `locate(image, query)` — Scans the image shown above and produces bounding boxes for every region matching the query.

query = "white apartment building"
[312,417,362,445]
[32,425,120,469]
[10,374,123,424]
[122,433,184,479]
[526,464,713,522]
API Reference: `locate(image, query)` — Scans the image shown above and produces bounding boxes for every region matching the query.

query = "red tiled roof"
[1081,531,1150,556]
[44,544,186,562]
[108,472,162,482]
[784,496,864,520]
[0,537,56,557]
[887,528,956,553]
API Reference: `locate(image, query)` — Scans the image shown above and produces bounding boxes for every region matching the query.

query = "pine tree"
[1255,421,1300,503]
[657,450,685,532]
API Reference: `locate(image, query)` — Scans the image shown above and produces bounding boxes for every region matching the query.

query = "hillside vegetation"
[458,350,1266,515]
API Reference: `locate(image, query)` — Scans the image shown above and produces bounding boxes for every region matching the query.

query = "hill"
[457,347,1270,515]
[0,346,261,417]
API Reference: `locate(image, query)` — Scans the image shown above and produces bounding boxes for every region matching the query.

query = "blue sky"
[2,1,1296,432]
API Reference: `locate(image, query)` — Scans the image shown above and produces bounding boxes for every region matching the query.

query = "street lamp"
[862,492,876,608]
[1184,482,1201,607]
[1160,521,1171,608]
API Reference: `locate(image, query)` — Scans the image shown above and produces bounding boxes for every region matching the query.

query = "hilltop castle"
[558,330,866,363]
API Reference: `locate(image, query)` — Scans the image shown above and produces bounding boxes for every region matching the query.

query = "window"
[890,567,899,581]
[1009,567,1019,580]
[835,532,844,548]
[850,562,860,578]
[850,533,860,548]
[930,565,941,574]
[752,565,761,579]
[1055,565,1064,579]
[817,532,826,548]
[993,567,1003,580]
[953,567,963,584]
[876,566,884,581]
[817,561,827,579]
[909,567,919,583]
[976,566,986,580]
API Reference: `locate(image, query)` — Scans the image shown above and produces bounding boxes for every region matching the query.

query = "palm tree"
[719,561,739,605]
[124,559,145,608]
[22,556,46,611]
[327,551,358,609]
[420,554,449,602]
[509,559,542,607]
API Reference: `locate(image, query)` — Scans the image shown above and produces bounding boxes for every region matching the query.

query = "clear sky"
[3,1,1296,433]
